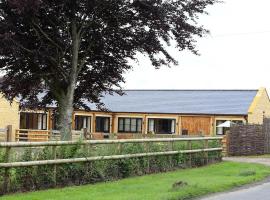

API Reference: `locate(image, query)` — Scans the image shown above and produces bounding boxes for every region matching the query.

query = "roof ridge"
[122,89,258,92]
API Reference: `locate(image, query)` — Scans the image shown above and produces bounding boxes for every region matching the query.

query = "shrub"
[0,140,221,194]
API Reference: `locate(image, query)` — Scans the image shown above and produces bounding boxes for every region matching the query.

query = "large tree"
[0,0,217,140]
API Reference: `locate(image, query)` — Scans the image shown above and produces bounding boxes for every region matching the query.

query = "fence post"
[223,131,229,156]
[49,129,52,141]
[118,143,122,155]
[204,139,208,164]
[82,128,87,140]
[52,146,57,186]
[145,142,150,173]
[6,125,13,142]
[2,146,11,194]
[188,140,192,167]
[169,140,174,168]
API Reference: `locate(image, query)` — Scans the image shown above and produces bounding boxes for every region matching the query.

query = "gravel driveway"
[223,156,270,166]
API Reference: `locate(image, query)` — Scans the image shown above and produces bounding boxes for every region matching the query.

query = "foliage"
[2,162,270,200]
[0,0,217,139]
[0,140,221,194]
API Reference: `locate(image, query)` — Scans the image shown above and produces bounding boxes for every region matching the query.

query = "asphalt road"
[200,181,270,200]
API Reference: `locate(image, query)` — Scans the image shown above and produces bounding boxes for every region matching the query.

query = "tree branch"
[44,55,69,81]
[10,39,35,54]
[31,20,63,52]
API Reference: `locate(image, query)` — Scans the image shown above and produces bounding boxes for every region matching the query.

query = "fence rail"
[15,128,220,141]
[1,136,222,147]
[0,148,222,168]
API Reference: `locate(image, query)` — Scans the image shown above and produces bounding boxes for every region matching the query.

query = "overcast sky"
[123,0,270,91]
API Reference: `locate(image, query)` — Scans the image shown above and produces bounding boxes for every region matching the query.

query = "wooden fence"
[0,137,223,193]
[14,129,228,154]
[227,118,270,156]
[263,118,270,153]
[14,129,216,141]
[15,129,82,142]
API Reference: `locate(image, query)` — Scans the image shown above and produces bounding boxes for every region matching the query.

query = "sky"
[123,0,270,91]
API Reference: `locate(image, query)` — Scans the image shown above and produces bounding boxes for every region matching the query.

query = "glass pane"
[232,120,243,125]
[148,119,155,132]
[216,127,223,135]
[96,117,101,132]
[124,118,130,132]
[32,114,38,129]
[75,116,78,130]
[171,120,175,133]
[131,118,137,132]
[37,114,42,130]
[216,120,225,135]
[87,117,91,131]
[104,118,109,132]
[20,113,27,129]
[118,118,124,131]
[42,114,47,130]
[83,117,87,128]
[137,119,142,133]
[75,116,91,131]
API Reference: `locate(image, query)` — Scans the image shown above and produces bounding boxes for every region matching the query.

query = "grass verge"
[1,161,270,200]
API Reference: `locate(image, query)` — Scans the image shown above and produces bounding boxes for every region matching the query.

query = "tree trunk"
[57,20,80,141]
[58,87,75,141]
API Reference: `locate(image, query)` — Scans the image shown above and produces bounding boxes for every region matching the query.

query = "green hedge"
[0,140,221,194]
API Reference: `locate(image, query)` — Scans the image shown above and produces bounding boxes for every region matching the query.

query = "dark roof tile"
[88,90,257,115]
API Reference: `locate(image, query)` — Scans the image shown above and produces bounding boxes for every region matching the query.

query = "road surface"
[200,181,270,200]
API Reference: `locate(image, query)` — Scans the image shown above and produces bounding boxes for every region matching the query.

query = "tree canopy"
[0,0,217,139]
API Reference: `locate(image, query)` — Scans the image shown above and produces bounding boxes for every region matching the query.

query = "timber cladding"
[181,116,211,135]
[228,124,265,156]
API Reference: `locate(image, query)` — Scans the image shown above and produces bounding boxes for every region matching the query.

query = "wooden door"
[181,116,211,135]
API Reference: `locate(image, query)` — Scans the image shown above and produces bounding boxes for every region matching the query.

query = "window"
[96,117,110,133]
[232,120,244,125]
[215,120,244,135]
[20,112,47,130]
[216,120,227,135]
[148,118,176,134]
[74,115,91,131]
[118,118,142,133]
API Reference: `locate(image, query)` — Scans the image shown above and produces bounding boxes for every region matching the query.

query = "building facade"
[1,88,270,141]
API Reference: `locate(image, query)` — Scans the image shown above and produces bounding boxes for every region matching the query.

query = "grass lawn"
[1,161,270,200]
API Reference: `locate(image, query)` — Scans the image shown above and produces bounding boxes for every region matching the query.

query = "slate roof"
[88,90,258,115]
